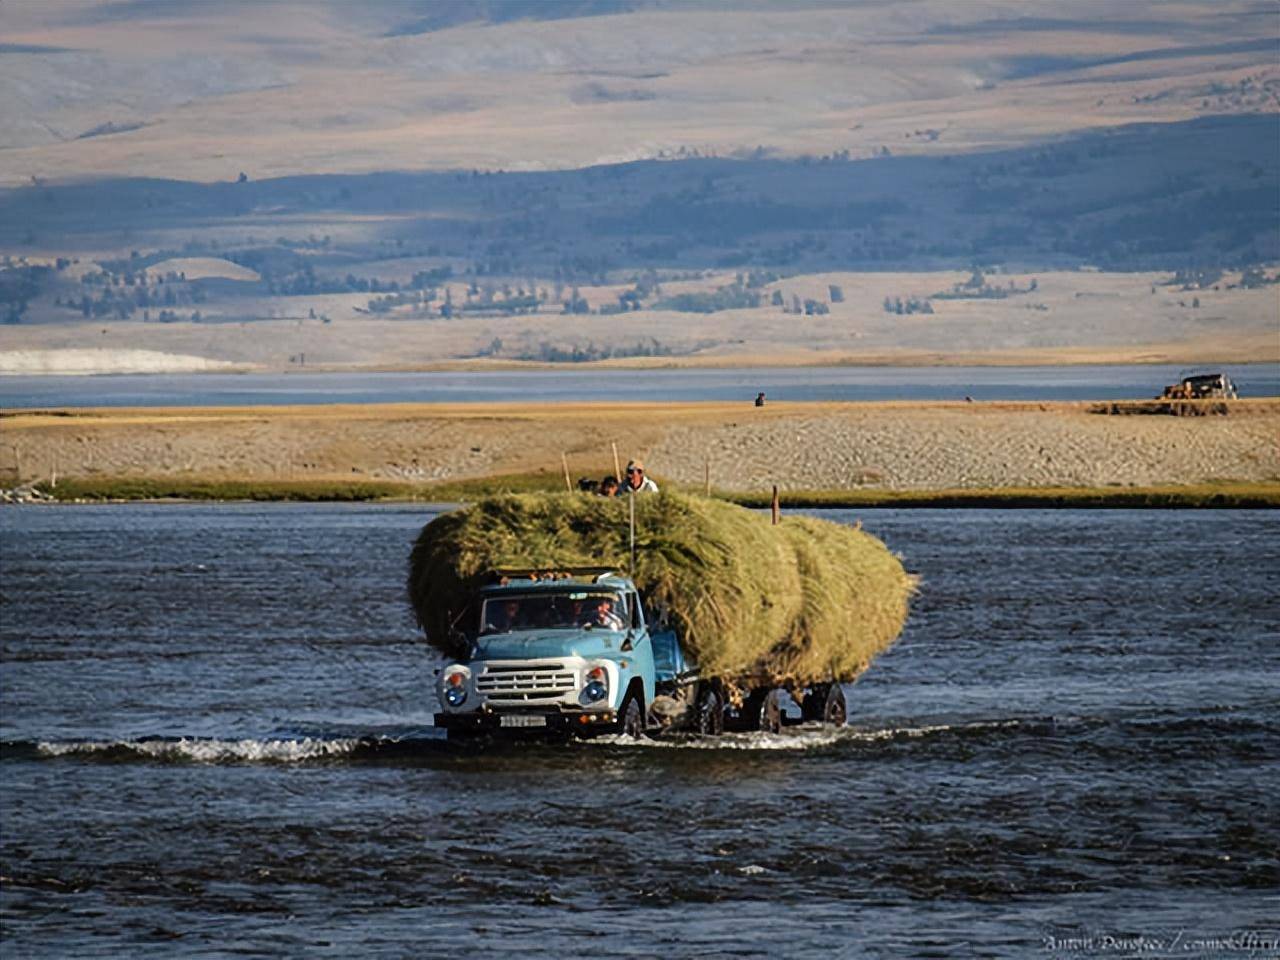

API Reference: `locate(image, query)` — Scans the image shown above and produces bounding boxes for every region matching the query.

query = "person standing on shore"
[622,460,658,494]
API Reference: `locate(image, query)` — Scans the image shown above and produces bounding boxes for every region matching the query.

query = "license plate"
[499,715,547,728]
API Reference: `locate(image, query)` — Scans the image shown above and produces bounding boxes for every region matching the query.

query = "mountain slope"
[0,0,1274,184]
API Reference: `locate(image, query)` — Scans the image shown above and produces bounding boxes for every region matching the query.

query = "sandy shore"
[3,400,1277,494]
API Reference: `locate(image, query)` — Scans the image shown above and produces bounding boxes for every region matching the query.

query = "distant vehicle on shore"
[1159,372,1238,400]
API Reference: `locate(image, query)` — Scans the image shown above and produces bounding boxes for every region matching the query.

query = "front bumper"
[437,655,622,727]
[434,708,617,735]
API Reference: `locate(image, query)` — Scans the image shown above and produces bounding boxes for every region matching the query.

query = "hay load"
[408,492,913,687]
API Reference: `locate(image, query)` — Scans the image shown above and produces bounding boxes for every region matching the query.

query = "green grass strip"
[42,475,1280,508]
[721,482,1280,509]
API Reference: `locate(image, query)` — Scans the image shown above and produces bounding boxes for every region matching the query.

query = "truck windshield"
[480,592,625,634]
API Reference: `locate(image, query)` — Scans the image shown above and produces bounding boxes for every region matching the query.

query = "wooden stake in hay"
[407,492,913,686]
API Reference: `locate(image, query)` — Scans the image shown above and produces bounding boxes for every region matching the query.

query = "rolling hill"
[0,0,1275,185]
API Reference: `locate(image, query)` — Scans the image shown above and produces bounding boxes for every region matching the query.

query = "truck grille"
[477,663,577,702]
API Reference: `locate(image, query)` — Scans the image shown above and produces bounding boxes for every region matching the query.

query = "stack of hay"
[408,492,914,687]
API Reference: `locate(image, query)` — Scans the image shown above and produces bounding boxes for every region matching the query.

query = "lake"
[1,504,1276,957]
[1,363,1277,408]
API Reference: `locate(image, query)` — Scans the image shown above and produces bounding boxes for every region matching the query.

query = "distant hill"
[4,115,1275,274]
[379,0,657,36]
[144,258,260,282]
[0,0,1274,184]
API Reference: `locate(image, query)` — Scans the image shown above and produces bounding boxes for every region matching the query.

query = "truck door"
[626,590,655,706]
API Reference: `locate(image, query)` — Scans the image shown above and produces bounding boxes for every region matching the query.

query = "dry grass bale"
[407,492,912,685]
[408,493,640,659]
[628,492,802,679]
[769,515,915,685]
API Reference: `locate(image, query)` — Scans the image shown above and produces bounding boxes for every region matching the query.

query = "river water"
[1,363,1278,408]
[1,504,1277,958]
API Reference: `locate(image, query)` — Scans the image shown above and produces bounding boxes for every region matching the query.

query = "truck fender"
[621,676,646,719]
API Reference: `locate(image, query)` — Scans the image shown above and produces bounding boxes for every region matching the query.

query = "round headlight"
[583,665,609,703]
[443,670,468,707]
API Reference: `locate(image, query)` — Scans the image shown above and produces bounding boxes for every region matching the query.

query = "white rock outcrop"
[0,349,245,376]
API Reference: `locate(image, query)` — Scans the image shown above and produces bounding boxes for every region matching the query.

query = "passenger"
[577,477,599,494]
[585,596,624,631]
[598,475,620,497]
[484,598,522,633]
[621,459,659,494]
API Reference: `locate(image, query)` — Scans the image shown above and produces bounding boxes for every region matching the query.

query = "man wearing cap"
[622,459,659,494]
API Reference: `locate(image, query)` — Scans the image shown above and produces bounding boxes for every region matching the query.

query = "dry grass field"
[5,400,1277,496]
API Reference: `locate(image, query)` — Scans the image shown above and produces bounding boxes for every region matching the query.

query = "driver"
[584,596,624,631]
[484,598,522,633]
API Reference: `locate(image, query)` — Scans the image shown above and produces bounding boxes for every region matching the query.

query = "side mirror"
[621,632,634,652]
[448,627,469,654]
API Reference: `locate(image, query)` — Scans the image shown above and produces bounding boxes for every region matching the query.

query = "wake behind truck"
[433,569,849,740]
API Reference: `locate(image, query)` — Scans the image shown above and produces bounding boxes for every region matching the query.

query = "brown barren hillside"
[0,0,1276,184]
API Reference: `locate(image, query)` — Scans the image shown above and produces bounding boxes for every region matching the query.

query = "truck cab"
[433,571,687,738]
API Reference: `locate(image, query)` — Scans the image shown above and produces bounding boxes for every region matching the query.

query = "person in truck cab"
[585,596,624,631]
[484,598,523,634]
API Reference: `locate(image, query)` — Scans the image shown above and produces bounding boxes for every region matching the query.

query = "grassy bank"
[47,477,423,502]
[722,482,1280,509]
[39,475,1280,508]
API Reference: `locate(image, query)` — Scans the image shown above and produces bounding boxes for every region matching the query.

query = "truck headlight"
[442,668,468,707]
[583,665,609,703]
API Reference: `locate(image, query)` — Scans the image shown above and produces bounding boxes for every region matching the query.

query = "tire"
[801,684,831,723]
[753,688,783,734]
[694,685,724,736]
[618,689,646,738]
[822,683,847,727]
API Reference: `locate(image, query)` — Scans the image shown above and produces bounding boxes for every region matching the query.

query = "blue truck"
[433,569,849,739]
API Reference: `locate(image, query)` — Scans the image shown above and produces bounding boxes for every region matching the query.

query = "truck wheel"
[754,688,783,734]
[801,684,831,723]
[618,690,646,739]
[822,684,847,727]
[695,685,724,736]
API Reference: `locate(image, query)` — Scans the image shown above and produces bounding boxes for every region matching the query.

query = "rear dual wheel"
[695,685,725,736]
[745,688,784,734]
[802,683,848,727]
